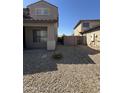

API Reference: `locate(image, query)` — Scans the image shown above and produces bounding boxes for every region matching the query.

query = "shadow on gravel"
[23,60,58,75]
[55,46,100,64]
[23,46,100,75]
[23,49,58,75]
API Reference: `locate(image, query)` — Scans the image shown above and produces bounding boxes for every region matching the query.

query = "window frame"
[83,22,90,27]
[35,8,49,15]
[33,27,47,43]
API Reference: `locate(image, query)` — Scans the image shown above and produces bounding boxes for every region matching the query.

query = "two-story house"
[74,19,100,49]
[74,19,100,36]
[23,0,58,50]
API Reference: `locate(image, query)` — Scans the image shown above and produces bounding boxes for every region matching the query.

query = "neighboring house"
[23,0,58,50]
[74,19,100,36]
[81,26,100,49]
[73,19,100,49]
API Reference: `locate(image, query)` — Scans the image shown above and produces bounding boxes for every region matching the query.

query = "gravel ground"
[24,45,100,93]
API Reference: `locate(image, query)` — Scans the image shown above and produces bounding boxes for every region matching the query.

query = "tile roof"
[23,8,58,23]
[24,19,58,23]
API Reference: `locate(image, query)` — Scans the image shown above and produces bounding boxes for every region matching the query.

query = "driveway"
[23,45,100,93]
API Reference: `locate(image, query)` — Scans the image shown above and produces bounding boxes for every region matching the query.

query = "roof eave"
[74,19,100,29]
[23,19,58,23]
[81,26,100,34]
[74,20,82,29]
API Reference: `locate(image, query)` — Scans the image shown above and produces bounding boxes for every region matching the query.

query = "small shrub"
[52,53,63,60]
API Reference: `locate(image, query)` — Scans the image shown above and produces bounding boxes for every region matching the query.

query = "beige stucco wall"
[24,1,58,50]
[25,27,47,49]
[74,20,100,36]
[74,23,82,36]
[83,30,100,49]
[82,20,100,32]
[24,22,57,50]
[47,22,58,50]
[27,1,58,20]
[47,23,56,50]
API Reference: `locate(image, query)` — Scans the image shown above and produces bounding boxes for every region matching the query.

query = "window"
[83,23,90,27]
[35,8,49,15]
[44,8,49,15]
[33,28,47,43]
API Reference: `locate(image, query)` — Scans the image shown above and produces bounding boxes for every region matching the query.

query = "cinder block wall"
[64,36,83,46]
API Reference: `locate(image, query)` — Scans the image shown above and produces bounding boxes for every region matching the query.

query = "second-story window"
[35,8,49,15]
[83,23,90,27]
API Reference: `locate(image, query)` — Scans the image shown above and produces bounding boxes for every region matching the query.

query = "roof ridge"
[27,0,58,8]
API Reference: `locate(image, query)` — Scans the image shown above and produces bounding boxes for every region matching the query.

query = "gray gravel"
[24,45,100,93]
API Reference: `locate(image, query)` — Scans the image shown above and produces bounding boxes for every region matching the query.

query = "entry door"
[33,27,47,48]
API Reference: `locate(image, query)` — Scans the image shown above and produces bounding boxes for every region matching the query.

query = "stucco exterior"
[83,30,100,49]
[27,0,58,20]
[74,23,82,36]
[24,22,57,49]
[74,20,100,36]
[23,0,58,50]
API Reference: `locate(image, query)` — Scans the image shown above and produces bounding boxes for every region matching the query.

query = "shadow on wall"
[23,46,100,75]
[83,36,87,45]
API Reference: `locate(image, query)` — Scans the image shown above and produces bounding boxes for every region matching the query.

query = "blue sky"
[24,0,100,36]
